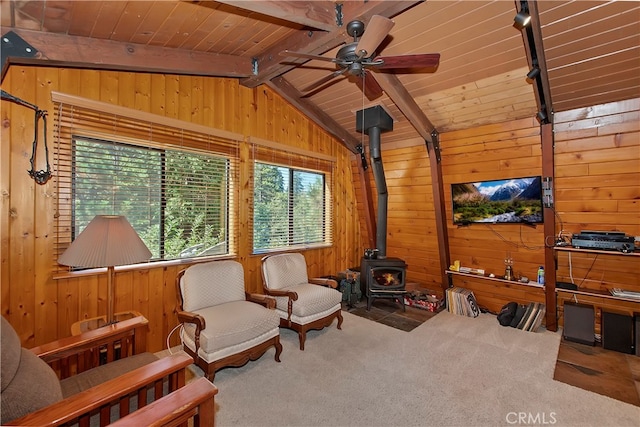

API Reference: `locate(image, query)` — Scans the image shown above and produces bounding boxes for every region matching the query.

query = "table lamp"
[58,215,152,325]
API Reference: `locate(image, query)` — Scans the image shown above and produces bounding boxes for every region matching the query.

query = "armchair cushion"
[180,260,246,310]
[273,283,342,319]
[182,300,280,355]
[261,252,309,290]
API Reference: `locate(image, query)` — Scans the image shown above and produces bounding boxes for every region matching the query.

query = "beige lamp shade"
[59,215,151,325]
[58,215,152,268]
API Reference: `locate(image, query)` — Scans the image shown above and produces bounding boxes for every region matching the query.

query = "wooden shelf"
[554,246,639,256]
[556,286,640,304]
[554,246,640,306]
[445,270,545,290]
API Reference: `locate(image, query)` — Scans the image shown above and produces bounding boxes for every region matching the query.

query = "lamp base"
[71,310,144,335]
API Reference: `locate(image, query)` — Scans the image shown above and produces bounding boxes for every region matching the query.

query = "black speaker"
[602,311,633,354]
[635,314,640,357]
[563,302,595,345]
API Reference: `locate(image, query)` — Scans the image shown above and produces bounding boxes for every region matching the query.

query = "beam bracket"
[428,130,441,163]
[356,144,368,170]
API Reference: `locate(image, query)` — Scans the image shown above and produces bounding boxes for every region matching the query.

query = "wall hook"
[1,90,51,184]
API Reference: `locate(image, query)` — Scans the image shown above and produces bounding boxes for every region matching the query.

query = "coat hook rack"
[1,89,51,184]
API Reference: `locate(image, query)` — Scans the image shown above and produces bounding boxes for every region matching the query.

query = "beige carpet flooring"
[164,310,640,426]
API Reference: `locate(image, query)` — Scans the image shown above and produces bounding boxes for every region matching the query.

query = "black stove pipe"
[368,126,388,259]
[357,105,394,260]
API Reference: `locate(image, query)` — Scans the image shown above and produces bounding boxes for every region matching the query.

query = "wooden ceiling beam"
[526,0,554,119]
[213,1,338,31]
[240,1,423,88]
[373,73,437,144]
[267,76,361,153]
[1,28,253,78]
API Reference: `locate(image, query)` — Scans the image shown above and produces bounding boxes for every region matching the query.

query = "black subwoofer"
[635,314,640,356]
[602,311,634,354]
[563,302,595,345]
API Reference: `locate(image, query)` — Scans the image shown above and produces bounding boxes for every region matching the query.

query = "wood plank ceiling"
[1,0,639,153]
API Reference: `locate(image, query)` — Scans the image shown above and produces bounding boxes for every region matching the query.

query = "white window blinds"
[52,92,240,268]
[249,137,334,253]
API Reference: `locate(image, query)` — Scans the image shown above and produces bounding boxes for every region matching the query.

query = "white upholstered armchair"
[176,260,282,381]
[261,253,343,350]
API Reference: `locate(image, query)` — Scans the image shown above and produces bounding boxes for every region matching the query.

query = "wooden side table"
[71,311,146,335]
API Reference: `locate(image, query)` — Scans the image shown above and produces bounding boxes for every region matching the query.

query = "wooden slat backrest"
[30,316,148,379]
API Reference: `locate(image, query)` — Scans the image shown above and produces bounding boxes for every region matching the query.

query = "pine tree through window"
[72,137,230,261]
[253,163,327,252]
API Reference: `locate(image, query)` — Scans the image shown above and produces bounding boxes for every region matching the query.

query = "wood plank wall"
[1,66,363,352]
[553,99,640,333]
[439,117,547,314]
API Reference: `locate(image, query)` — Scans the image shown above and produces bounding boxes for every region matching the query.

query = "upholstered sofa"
[1,315,192,426]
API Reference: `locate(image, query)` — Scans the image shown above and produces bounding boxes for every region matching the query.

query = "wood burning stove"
[361,257,408,311]
[356,106,408,310]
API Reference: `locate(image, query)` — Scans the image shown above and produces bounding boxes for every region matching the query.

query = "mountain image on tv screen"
[451,176,543,224]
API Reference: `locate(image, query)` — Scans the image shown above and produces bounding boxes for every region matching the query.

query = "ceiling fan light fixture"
[514,10,531,30]
[279,15,440,101]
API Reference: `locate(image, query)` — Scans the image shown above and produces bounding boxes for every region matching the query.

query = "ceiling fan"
[281,15,440,100]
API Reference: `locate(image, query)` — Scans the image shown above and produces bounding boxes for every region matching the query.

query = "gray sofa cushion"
[60,352,158,397]
[1,316,21,393]
[1,316,64,425]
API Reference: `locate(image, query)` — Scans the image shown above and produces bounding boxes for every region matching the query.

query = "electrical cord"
[568,251,575,284]
[485,223,545,250]
[578,254,599,288]
[166,323,184,355]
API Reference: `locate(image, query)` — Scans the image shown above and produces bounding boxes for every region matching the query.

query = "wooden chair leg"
[298,330,306,350]
[274,338,283,362]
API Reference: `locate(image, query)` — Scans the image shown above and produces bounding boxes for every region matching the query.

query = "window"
[52,92,241,267]
[249,138,334,253]
[253,163,327,252]
[71,137,230,261]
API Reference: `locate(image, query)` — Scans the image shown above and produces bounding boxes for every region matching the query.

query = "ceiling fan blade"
[355,15,395,58]
[355,70,384,100]
[301,69,347,94]
[281,50,337,63]
[376,54,441,70]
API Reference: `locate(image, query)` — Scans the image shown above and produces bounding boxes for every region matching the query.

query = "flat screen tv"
[451,176,543,225]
